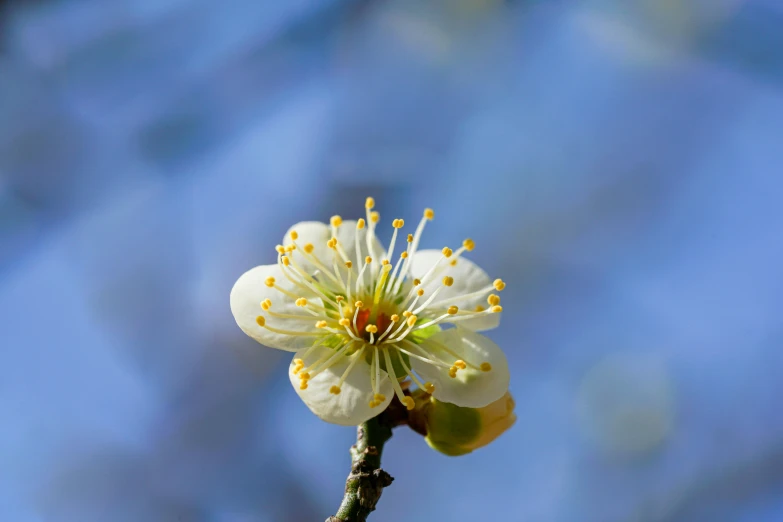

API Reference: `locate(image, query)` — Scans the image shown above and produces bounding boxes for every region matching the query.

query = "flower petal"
[230,264,324,352]
[289,344,393,425]
[410,249,500,331]
[284,220,384,287]
[410,327,509,408]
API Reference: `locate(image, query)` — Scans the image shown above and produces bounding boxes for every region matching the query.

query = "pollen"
[450,259,458,266]
[448,367,458,378]
[407,234,413,243]
[413,278,421,286]
[370,211,380,223]
[339,318,351,327]
[282,256,290,266]
[365,256,372,264]
[407,315,418,327]
[401,251,408,259]
[491,305,503,313]
[355,301,364,309]
[365,197,375,209]
[493,278,506,291]
[345,260,353,268]
[442,247,453,257]
[480,362,492,372]
[365,325,378,333]
[382,259,390,265]
[447,306,459,315]
[357,218,366,229]
[285,244,296,252]
[454,360,467,370]
[261,299,272,310]
[374,394,386,402]
[424,208,435,220]
[392,219,404,228]
[390,314,400,322]
[442,276,454,287]
[475,305,486,312]
[331,215,343,227]
[296,298,308,307]
[401,396,415,410]
[463,238,475,251]
[327,237,337,249]
[264,277,275,287]
[299,372,311,381]
[488,294,500,306]
[275,245,285,254]
[315,320,328,328]
[255,315,266,327]
[290,230,299,240]
[402,311,412,318]
[304,243,315,254]
[336,296,345,302]
[424,382,435,394]
[300,381,309,390]
[330,385,341,395]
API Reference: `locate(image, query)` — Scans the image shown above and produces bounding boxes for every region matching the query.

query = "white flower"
[230,198,510,426]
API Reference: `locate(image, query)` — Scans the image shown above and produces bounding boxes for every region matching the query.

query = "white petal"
[410,327,509,408]
[284,220,384,287]
[410,249,500,331]
[289,345,393,425]
[230,264,324,352]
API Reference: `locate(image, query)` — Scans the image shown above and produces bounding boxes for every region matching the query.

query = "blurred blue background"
[1,0,783,521]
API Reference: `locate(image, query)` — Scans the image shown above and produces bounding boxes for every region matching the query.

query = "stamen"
[255,316,328,337]
[383,348,414,410]
[395,339,452,369]
[336,345,366,388]
[480,362,492,372]
[386,218,404,262]
[376,314,400,343]
[373,263,392,305]
[494,279,506,291]
[392,345,427,390]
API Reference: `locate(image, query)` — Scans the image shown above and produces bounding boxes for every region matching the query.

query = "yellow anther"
[290,230,299,240]
[424,382,435,394]
[447,306,459,315]
[413,278,421,286]
[448,367,458,378]
[293,358,304,366]
[382,259,390,265]
[463,238,475,251]
[401,396,415,410]
[488,294,500,306]
[493,278,506,291]
[355,301,364,309]
[416,288,425,296]
[315,320,328,329]
[304,243,315,254]
[330,385,341,395]
[480,362,492,372]
[401,251,408,259]
[282,256,291,266]
[336,296,345,302]
[264,277,275,287]
[403,311,412,318]
[345,260,353,268]
[275,245,285,254]
[383,263,392,273]
[390,314,400,322]
[369,400,377,408]
[285,244,296,252]
[407,234,413,243]
[299,372,311,381]
[393,219,404,228]
[261,299,271,311]
[365,197,375,209]
[454,360,467,370]
[365,325,378,333]
[327,238,337,249]
[357,218,366,229]
[475,305,486,312]
[450,259,458,266]
[424,208,435,220]
[339,318,351,327]
[374,394,386,402]
[491,305,503,313]
[255,315,266,327]
[296,298,308,307]
[330,215,343,227]
[370,211,380,223]
[442,247,453,257]
[407,315,418,327]
[442,276,454,287]
[365,256,372,264]
[300,381,309,390]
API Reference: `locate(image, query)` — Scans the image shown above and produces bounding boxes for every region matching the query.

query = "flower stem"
[326,403,408,522]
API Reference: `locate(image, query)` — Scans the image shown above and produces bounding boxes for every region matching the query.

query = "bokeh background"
[2,0,783,521]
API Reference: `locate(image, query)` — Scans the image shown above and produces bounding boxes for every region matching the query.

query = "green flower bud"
[411,392,516,456]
